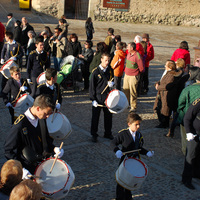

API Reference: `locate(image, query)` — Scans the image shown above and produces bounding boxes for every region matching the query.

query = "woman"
[26,30,36,56]
[13,20,22,45]
[171,41,190,71]
[66,33,82,57]
[153,60,181,128]
[85,17,94,41]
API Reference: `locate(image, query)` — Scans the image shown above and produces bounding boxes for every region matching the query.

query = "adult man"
[5,13,15,33]
[4,94,64,174]
[142,33,154,94]
[27,36,50,97]
[49,27,67,71]
[90,53,114,142]
[123,42,144,112]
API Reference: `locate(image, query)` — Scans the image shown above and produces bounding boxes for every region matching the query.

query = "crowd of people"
[0,11,199,200]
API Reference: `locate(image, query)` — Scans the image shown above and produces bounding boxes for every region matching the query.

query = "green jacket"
[177,83,200,124]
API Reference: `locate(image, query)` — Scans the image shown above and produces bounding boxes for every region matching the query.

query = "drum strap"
[39,119,48,157]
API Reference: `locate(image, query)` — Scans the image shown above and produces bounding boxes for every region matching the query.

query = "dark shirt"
[21,23,34,46]
[66,41,82,57]
[27,50,50,78]
[13,26,22,44]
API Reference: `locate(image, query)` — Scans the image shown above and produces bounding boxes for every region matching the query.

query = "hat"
[189,66,200,81]
[142,33,149,39]
[7,13,13,17]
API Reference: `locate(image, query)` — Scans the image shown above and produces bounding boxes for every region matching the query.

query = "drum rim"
[37,72,46,84]
[34,157,70,196]
[124,157,148,178]
[1,59,13,71]
[14,93,28,107]
[105,89,120,109]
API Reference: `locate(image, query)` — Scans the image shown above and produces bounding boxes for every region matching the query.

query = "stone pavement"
[0,1,200,199]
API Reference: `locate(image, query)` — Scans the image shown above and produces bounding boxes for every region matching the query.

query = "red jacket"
[0,22,5,43]
[111,49,126,77]
[171,48,190,65]
[145,42,154,68]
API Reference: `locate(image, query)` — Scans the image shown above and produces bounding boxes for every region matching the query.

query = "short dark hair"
[69,33,78,41]
[101,53,110,59]
[59,19,65,24]
[85,40,93,48]
[7,13,13,17]
[33,94,55,110]
[115,35,121,42]
[15,20,21,26]
[108,28,114,35]
[35,35,44,44]
[55,27,62,33]
[45,68,57,80]
[179,41,189,50]
[116,42,123,50]
[129,42,136,50]
[127,113,142,124]
[5,31,13,39]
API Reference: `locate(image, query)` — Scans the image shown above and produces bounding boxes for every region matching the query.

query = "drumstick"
[97,104,106,107]
[51,100,58,123]
[11,81,26,104]
[101,77,114,95]
[49,142,64,174]
[27,175,41,179]
[122,149,141,155]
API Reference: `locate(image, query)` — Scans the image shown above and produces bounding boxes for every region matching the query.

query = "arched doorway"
[65,0,89,20]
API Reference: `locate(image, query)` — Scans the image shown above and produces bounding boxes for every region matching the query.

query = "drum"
[37,71,46,85]
[34,158,75,200]
[105,89,129,114]
[14,94,34,118]
[0,59,18,79]
[46,112,72,140]
[115,157,148,191]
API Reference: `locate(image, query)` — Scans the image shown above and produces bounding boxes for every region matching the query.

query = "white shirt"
[24,108,38,127]
[129,128,136,142]
[99,64,108,72]
[36,49,43,54]
[46,82,54,90]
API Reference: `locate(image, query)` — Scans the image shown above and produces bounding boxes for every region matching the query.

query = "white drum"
[105,89,129,114]
[37,71,46,85]
[0,59,18,79]
[115,157,148,191]
[34,158,75,200]
[14,94,34,118]
[46,112,72,140]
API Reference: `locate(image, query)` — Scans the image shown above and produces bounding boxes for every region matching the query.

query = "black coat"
[21,23,34,46]
[66,40,82,57]
[13,26,22,44]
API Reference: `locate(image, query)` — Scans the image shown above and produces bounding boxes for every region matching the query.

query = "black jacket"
[66,40,82,57]
[13,26,22,44]
[21,23,34,46]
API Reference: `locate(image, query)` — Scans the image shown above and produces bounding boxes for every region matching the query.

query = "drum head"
[124,158,147,178]
[14,94,34,108]
[1,60,17,79]
[37,72,46,85]
[35,159,70,194]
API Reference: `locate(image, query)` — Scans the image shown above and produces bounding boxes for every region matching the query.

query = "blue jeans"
[53,57,62,71]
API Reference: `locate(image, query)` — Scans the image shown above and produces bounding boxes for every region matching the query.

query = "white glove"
[146,151,154,157]
[27,79,31,84]
[6,102,12,107]
[1,59,4,64]
[186,133,197,141]
[54,147,64,158]
[92,100,98,107]
[108,81,115,88]
[22,168,32,179]
[11,57,17,61]
[115,150,123,159]
[20,86,28,92]
[56,103,61,110]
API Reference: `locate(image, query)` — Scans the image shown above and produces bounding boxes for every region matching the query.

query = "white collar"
[46,82,54,90]
[129,128,136,142]
[36,49,43,54]
[24,108,38,127]
[8,40,16,45]
[99,64,108,72]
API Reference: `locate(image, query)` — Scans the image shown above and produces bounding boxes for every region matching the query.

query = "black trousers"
[30,77,37,98]
[1,75,8,92]
[8,106,15,124]
[143,67,149,91]
[116,183,132,200]
[90,106,112,137]
[182,139,200,183]
[81,64,90,89]
[114,76,122,91]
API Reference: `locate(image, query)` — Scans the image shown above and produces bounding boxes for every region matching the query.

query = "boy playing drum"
[110,112,154,200]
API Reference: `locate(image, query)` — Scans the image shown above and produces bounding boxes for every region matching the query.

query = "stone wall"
[92,0,200,27]
[32,0,65,18]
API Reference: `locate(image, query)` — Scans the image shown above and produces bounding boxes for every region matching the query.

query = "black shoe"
[91,136,98,143]
[183,182,195,190]
[104,135,114,140]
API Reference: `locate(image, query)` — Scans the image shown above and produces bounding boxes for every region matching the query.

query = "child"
[110,112,154,200]
[36,68,62,109]
[110,41,126,90]
[3,66,29,124]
